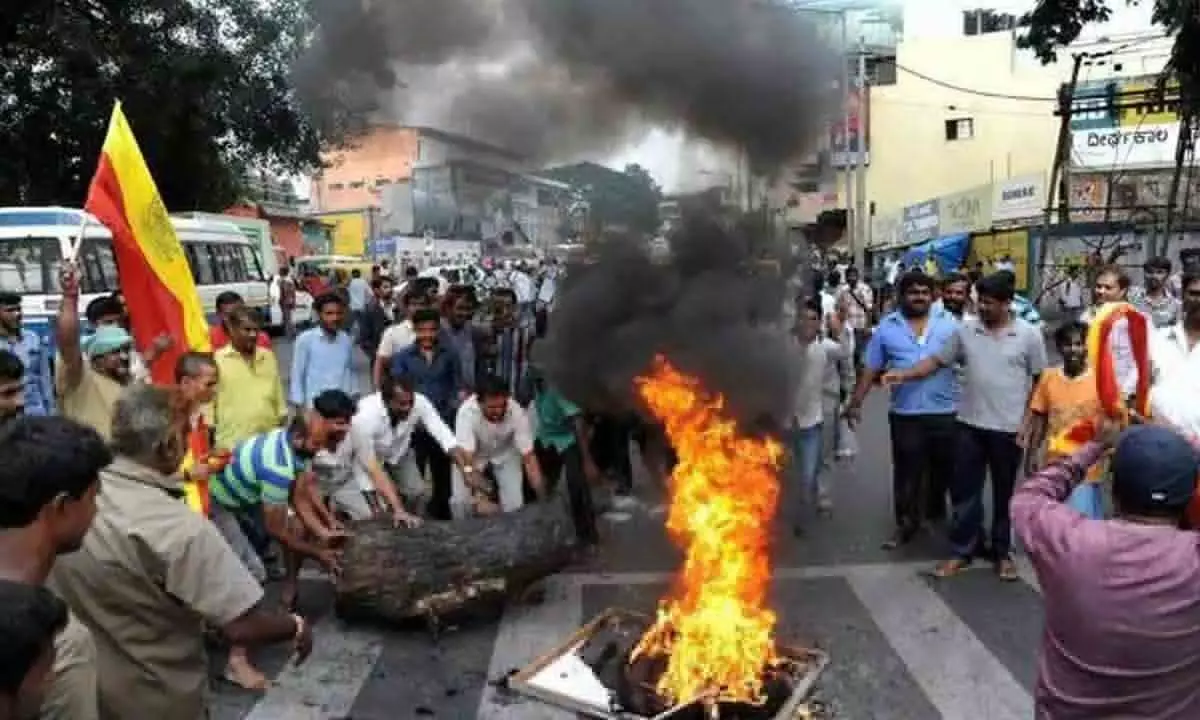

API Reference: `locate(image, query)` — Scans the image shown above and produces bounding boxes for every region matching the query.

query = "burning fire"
[630,356,785,706]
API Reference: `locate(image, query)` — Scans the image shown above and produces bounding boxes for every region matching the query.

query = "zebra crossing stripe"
[847,565,1033,720]
[243,620,383,720]
[477,576,582,719]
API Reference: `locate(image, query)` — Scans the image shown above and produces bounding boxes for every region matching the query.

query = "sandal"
[996,556,1019,582]
[931,557,971,578]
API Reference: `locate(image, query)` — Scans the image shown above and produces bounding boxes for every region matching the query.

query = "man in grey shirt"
[883,273,1047,580]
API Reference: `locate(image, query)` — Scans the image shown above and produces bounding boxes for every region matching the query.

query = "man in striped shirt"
[208,389,355,690]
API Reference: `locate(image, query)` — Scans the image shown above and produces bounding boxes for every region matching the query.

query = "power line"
[893,63,1057,102]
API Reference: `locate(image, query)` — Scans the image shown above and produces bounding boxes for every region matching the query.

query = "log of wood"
[334,497,578,626]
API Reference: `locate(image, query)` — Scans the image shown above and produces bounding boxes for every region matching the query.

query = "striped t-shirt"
[210,429,301,510]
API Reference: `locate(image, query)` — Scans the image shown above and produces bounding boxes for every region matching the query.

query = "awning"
[901,233,969,276]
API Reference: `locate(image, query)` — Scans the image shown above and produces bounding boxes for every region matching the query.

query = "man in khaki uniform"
[0,416,113,720]
[49,384,312,720]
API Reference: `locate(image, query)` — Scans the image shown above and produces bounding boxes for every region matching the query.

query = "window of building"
[329,183,344,191]
[945,118,975,141]
[868,56,897,86]
[349,180,365,189]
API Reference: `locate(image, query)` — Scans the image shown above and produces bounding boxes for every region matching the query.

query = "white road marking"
[243,620,383,720]
[847,565,1033,720]
[477,576,583,719]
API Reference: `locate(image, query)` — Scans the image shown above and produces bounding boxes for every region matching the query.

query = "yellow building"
[864,31,1061,218]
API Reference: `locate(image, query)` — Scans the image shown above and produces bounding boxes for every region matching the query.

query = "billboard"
[830,84,870,168]
[1069,75,1181,169]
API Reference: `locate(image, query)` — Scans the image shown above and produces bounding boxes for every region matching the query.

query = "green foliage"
[542,161,663,237]
[1018,0,1200,111]
[0,0,324,211]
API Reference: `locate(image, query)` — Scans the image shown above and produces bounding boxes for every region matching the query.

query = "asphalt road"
[209,336,1044,720]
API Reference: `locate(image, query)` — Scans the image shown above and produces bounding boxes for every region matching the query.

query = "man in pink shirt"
[1013,423,1200,719]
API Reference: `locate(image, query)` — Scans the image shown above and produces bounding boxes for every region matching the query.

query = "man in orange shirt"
[1019,321,1104,516]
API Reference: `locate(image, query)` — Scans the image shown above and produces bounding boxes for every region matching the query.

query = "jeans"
[888,412,957,531]
[789,423,824,522]
[536,441,599,545]
[948,422,1023,559]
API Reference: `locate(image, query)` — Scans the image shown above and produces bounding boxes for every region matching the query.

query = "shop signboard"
[1070,122,1179,169]
[939,185,992,235]
[901,199,939,245]
[991,174,1046,223]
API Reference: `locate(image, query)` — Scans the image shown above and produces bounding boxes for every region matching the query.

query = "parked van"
[0,206,273,349]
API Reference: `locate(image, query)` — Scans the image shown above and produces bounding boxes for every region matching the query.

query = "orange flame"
[629,356,785,706]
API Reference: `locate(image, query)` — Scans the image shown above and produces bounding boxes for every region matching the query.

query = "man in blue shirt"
[391,307,464,520]
[844,270,959,549]
[289,293,356,409]
[0,292,53,416]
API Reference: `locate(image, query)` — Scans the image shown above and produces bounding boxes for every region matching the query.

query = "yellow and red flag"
[84,101,211,384]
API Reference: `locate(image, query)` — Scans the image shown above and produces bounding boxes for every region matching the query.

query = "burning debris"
[628,358,785,708]
[510,359,827,719]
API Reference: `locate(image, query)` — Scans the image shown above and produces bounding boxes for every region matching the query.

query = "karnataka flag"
[84,101,211,384]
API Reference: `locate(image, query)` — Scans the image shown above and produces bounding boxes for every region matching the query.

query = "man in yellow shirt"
[213,307,287,451]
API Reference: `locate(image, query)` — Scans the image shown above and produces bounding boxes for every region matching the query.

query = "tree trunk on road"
[334,498,578,626]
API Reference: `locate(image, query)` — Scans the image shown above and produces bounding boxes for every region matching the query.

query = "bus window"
[0,236,61,294]
[77,237,119,294]
[240,245,265,281]
[185,243,216,285]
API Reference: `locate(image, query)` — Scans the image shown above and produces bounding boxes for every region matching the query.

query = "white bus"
[0,206,274,350]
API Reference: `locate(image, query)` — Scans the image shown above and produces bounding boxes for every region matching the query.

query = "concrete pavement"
[208,337,1046,719]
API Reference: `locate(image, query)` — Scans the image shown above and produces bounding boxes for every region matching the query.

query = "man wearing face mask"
[206,389,352,689]
[55,265,134,441]
[349,372,475,519]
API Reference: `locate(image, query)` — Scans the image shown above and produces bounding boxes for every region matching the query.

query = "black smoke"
[540,212,801,429]
[296,0,840,167]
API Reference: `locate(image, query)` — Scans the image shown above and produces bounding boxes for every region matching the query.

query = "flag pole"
[69,213,88,264]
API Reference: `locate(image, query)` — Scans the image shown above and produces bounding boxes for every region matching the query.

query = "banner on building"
[1071,122,1179,169]
[831,84,870,168]
[1070,80,1119,131]
[901,199,939,245]
[991,174,1046,223]
[870,213,903,249]
[939,185,992,235]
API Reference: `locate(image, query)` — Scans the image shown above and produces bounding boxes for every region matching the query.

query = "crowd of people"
[0,252,633,719]
[794,254,1200,716]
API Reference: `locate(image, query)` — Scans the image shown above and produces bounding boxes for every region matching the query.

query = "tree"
[1017,1,1200,111]
[541,161,663,238]
[0,0,325,211]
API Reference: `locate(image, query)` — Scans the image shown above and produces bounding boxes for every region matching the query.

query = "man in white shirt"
[450,375,546,519]
[790,299,851,535]
[1150,270,1200,437]
[509,263,537,330]
[350,373,474,517]
[373,288,430,388]
[347,269,371,333]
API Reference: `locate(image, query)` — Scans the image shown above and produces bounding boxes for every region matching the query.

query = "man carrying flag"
[82,101,213,507]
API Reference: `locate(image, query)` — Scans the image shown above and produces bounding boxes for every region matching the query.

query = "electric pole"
[1162,113,1194,257]
[854,35,869,267]
[1036,52,1084,298]
[840,11,854,258]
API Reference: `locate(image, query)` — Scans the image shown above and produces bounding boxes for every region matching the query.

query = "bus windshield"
[0,236,63,295]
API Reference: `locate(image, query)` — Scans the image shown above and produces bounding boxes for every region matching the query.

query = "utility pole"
[1036,52,1084,299]
[854,35,869,267]
[1163,114,1195,256]
[841,11,854,258]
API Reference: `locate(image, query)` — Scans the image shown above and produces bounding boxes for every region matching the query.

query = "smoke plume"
[296,0,840,167]
[540,214,801,429]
